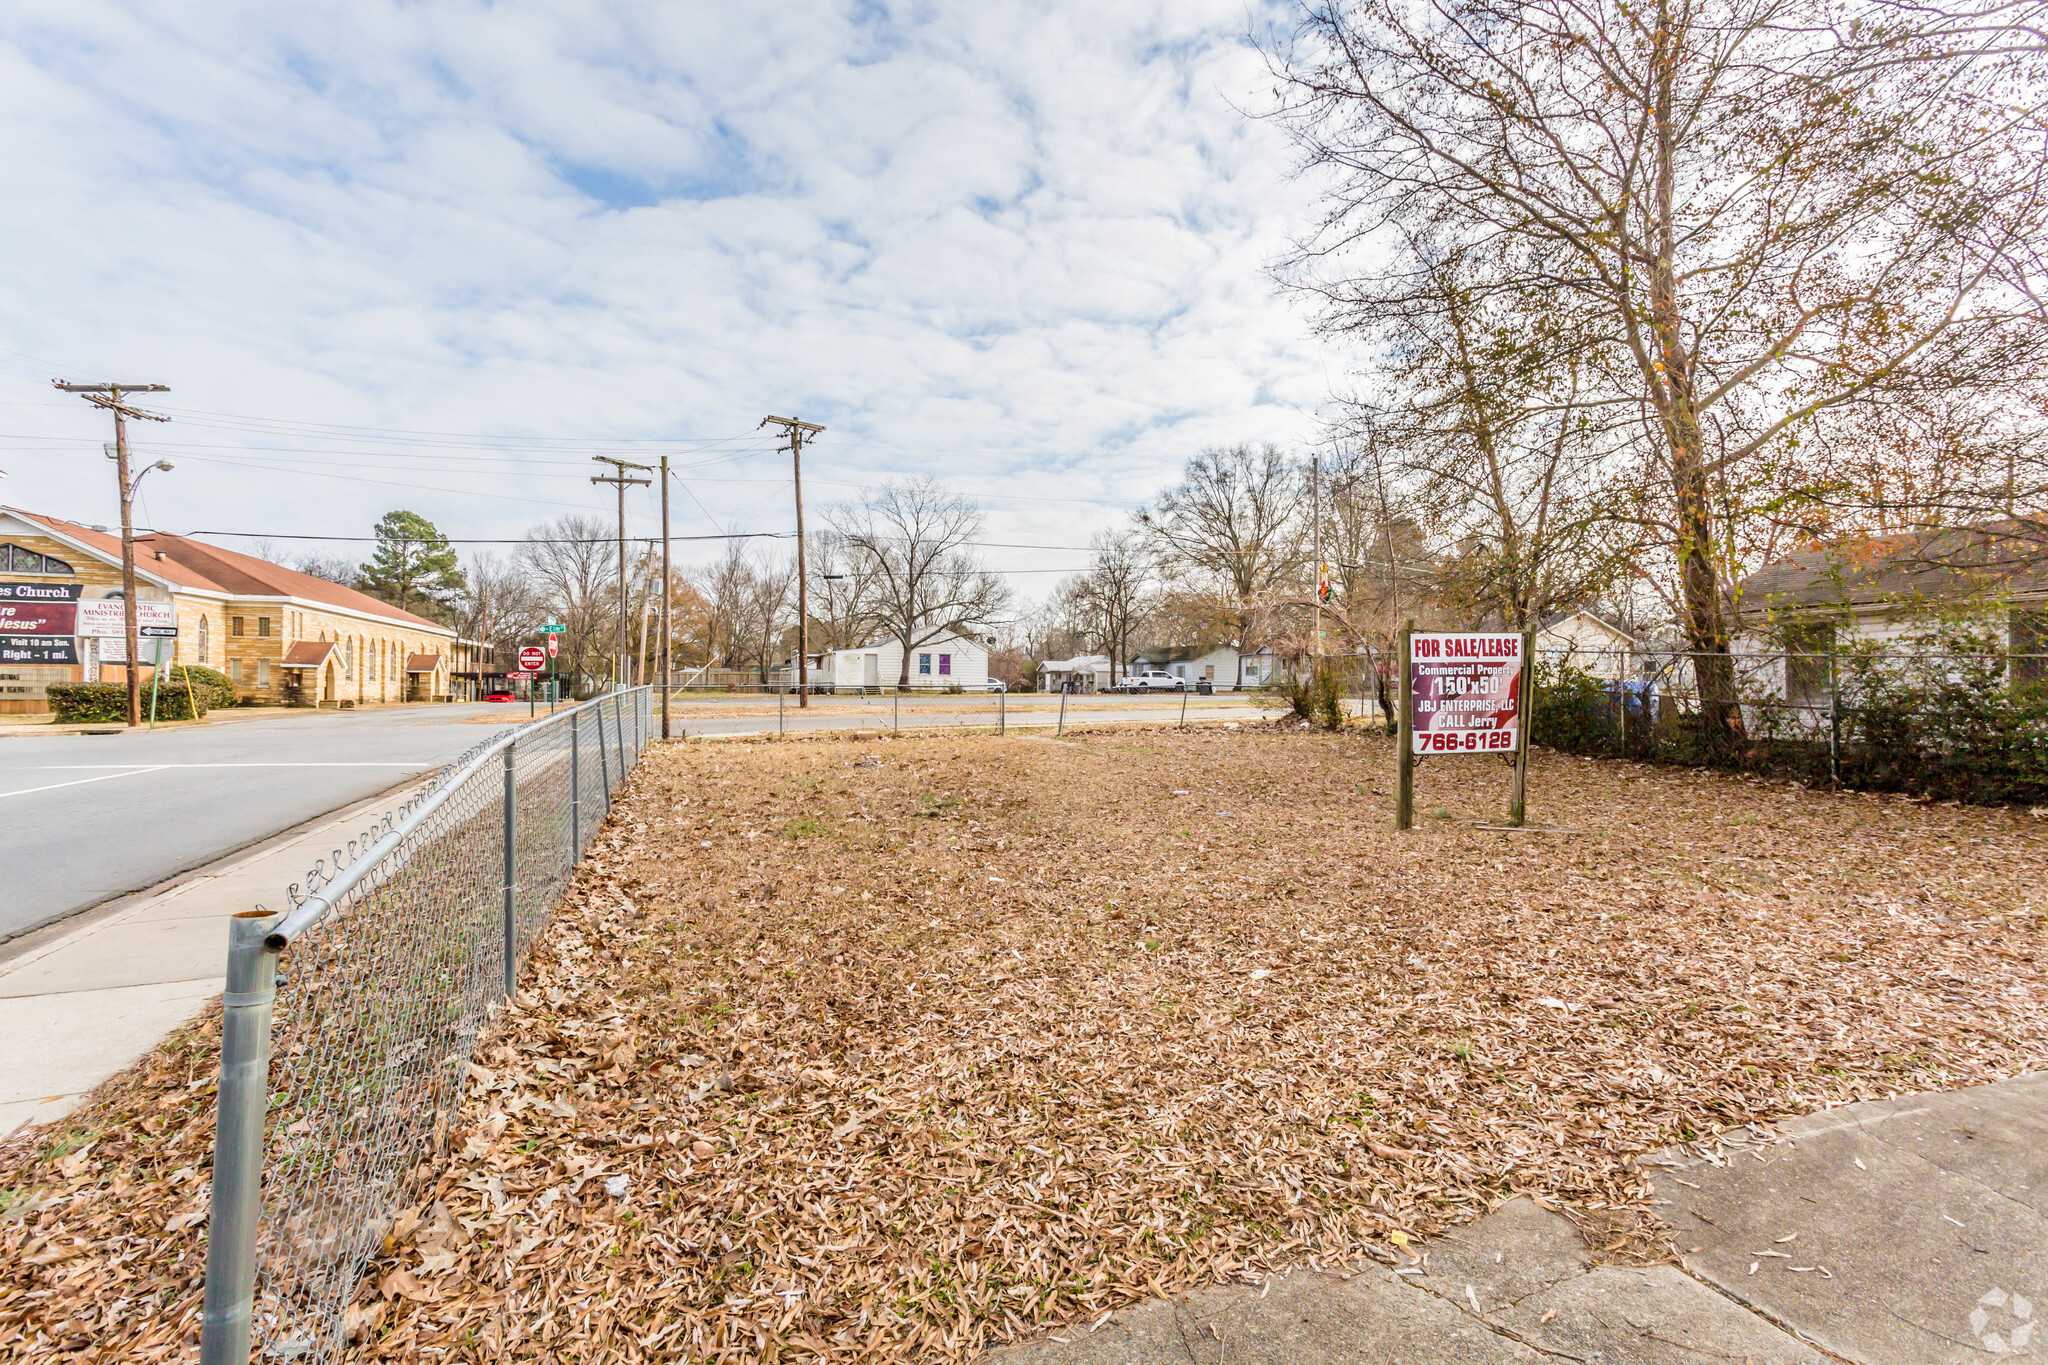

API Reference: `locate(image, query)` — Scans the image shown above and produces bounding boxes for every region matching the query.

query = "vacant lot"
[4,726,2043,1362]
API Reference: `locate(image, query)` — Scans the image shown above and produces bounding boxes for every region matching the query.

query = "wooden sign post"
[1395,618,1416,831]
[1396,626,1535,830]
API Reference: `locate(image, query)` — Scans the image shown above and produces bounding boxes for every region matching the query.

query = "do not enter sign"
[517,645,547,671]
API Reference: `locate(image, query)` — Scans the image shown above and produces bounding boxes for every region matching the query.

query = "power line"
[166,529,792,544]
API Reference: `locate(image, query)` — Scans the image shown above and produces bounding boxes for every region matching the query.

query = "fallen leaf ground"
[4,726,2044,1362]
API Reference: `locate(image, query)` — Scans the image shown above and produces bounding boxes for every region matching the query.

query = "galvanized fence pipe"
[198,688,654,1365]
[197,912,282,1365]
[500,743,517,998]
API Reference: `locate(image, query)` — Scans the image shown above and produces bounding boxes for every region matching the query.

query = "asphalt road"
[0,693,1287,944]
[0,704,515,943]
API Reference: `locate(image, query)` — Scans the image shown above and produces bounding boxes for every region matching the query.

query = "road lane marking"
[0,767,171,800]
[26,763,430,769]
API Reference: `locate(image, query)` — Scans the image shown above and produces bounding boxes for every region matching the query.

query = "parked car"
[984,679,1007,693]
[484,691,515,702]
[1119,670,1185,692]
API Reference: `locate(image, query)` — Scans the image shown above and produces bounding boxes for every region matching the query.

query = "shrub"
[1530,658,1618,753]
[1273,665,1346,730]
[48,681,209,722]
[168,663,237,710]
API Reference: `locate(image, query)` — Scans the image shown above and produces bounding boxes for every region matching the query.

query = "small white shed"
[818,633,990,690]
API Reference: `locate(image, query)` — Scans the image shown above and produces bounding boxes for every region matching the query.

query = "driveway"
[0,704,514,944]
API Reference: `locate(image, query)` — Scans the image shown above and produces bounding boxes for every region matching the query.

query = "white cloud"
[0,0,1338,587]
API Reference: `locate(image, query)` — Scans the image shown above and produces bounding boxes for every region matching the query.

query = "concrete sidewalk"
[0,781,423,1135]
[991,1072,2045,1365]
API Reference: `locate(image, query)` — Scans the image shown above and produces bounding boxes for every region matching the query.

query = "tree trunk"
[1649,11,1742,761]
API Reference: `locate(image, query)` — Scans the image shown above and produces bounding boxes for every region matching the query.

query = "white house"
[1128,644,1278,690]
[1535,611,1638,680]
[816,632,990,691]
[1130,644,1236,689]
[1736,519,2048,709]
[1038,653,1112,692]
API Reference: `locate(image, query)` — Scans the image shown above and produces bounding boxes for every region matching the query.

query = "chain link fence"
[1532,646,2048,802]
[196,687,653,1365]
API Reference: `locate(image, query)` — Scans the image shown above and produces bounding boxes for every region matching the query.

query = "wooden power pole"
[659,455,672,738]
[53,380,170,727]
[759,415,825,708]
[590,457,651,690]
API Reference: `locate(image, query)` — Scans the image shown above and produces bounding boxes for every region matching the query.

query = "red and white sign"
[77,599,178,638]
[545,634,559,659]
[0,600,77,636]
[506,669,536,680]
[517,646,547,671]
[1408,632,1525,754]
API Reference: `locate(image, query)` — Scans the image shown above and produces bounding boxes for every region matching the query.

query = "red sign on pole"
[517,646,547,672]
[1408,632,1525,754]
[545,634,559,659]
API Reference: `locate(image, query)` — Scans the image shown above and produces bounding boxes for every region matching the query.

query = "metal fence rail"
[198,687,654,1365]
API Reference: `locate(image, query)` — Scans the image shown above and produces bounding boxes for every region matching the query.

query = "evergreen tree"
[358,510,465,619]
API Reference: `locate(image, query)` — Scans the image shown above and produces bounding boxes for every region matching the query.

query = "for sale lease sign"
[1408,632,1525,754]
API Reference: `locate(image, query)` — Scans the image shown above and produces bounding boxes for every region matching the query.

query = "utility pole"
[590,457,651,691]
[759,415,825,708]
[54,380,170,727]
[659,455,672,738]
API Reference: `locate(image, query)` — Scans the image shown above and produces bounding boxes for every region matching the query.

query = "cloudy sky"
[0,2,1339,593]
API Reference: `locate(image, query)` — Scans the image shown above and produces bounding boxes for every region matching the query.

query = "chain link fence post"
[613,692,626,793]
[598,698,612,811]
[570,711,582,861]
[501,743,518,998]
[198,911,281,1365]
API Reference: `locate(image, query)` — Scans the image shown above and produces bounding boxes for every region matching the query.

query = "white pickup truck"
[1118,670,1185,692]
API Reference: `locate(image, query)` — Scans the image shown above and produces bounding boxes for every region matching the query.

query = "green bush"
[1530,658,1619,753]
[47,681,209,722]
[168,663,237,710]
[1273,664,1346,730]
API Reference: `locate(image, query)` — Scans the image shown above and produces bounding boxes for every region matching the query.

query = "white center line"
[0,767,171,800]
[26,763,430,770]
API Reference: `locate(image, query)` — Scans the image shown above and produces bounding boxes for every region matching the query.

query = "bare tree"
[1067,530,1152,684]
[692,543,793,680]
[292,552,360,586]
[834,478,1010,687]
[459,551,541,673]
[1333,246,1642,630]
[805,528,881,651]
[1272,0,2048,752]
[1139,444,1305,686]
[519,515,617,689]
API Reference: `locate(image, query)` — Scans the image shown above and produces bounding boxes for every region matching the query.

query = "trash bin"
[1197,680,1213,695]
